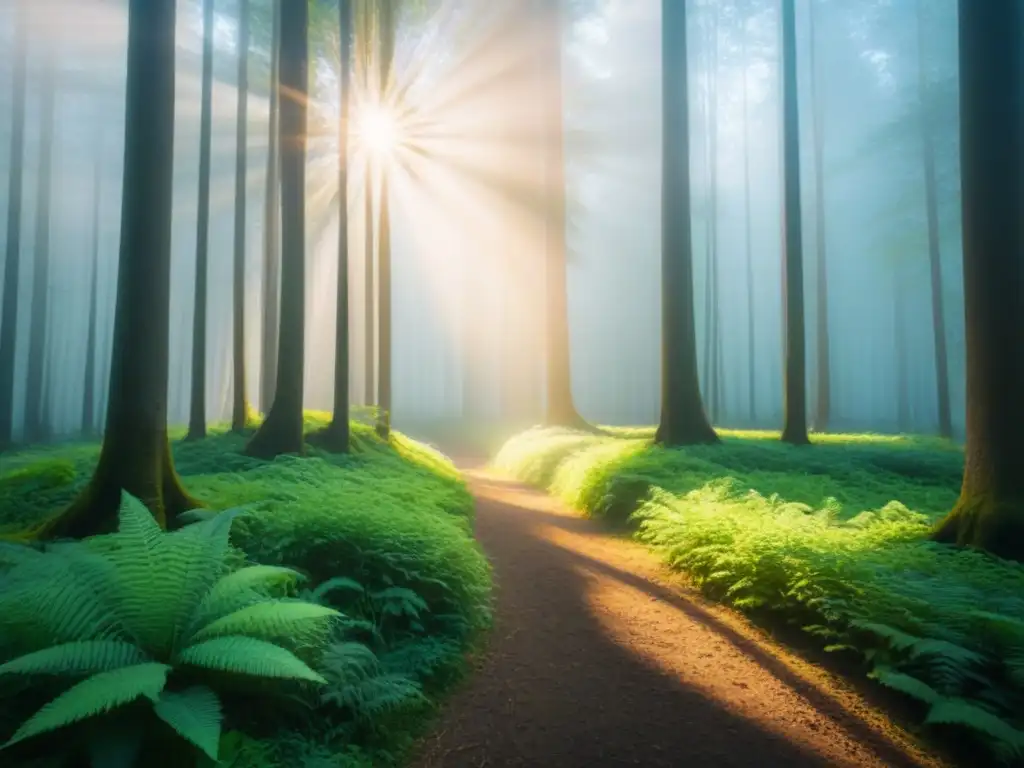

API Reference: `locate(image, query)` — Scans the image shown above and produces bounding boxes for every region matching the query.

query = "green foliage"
[0,492,335,762]
[0,415,492,767]
[496,426,1024,761]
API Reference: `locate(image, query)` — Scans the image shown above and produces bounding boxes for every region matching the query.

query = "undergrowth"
[495,426,1024,764]
[0,412,492,767]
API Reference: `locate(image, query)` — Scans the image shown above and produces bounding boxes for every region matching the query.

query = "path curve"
[413,463,942,768]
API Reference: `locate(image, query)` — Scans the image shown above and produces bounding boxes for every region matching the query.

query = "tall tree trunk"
[541,0,585,429]
[246,0,309,459]
[187,0,215,441]
[779,0,810,446]
[809,0,831,433]
[655,0,717,447]
[260,0,281,415]
[0,1,28,450]
[374,0,397,439]
[916,0,953,439]
[706,4,722,424]
[231,0,251,432]
[38,0,197,539]
[24,48,56,445]
[363,166,376,407]
[893,265,911,432]
[325,0,353,451]
[741,20,756,425]
[82,130,103,437]
[932,0,1024,561]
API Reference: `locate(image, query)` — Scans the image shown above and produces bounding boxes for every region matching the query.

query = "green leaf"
[925,697,1024,748]
[177,637,327,684]
[153,686,223,760]
[868,665,939,704]
[2,663,170,749]
[0,641,148,678]
[192,600,339,643]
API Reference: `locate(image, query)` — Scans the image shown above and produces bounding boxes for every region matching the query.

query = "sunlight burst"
[357,103,402,156]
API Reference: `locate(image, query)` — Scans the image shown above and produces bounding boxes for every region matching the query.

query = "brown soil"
[412,462,945,768]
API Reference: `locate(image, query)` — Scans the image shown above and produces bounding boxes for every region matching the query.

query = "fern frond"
[925,697,1024,751]
[320,642,380,686]
[1,662,170,749]
[868,665,940,704]
[0,546,121,648]
[176,636,326,684]
[152,685,222,760]
[0,641,148,678]
[192,565,305,628]
[190,601,339,644]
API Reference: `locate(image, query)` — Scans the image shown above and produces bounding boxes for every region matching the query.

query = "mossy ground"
[495,426,1024,762]
[0,411,493,767]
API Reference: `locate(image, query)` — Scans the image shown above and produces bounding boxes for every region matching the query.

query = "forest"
[0,0,1021,766]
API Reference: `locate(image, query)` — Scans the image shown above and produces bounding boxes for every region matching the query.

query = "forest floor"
[412,460,942,768]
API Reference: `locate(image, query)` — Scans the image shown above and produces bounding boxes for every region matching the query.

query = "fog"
[0,0,966,443]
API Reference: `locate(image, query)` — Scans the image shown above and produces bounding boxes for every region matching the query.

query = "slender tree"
[932,0,1023,561]
[779,0,810,446]
[24,46,57,444]
[655,0,718,447]
[231,0,252,431]
[360,6,377,408]
[324,0,353,451]
[82,127,104,437]
[541,0,587,429]
[187,0,215,441]
[0,0,28,450]
[374,0,397,439]
[246,0,309,458]
[915,0,953,439]
[38,0,197,538]
[260,0,281,415]
[808,0,831,433]
[741,11,756,424]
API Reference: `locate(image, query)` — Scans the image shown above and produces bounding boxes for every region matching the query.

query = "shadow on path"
[412,463,940,768]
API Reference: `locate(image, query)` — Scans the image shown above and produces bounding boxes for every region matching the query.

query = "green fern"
[0,492,336,761]
[4,663,170,749]
[178,637,326,683]
[152,685,222,760]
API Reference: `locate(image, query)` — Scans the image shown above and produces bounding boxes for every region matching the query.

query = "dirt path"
[412,463,943,768]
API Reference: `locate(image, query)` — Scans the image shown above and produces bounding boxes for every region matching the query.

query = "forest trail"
[412,461,942,768]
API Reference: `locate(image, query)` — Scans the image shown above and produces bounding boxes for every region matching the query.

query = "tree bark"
[0,0,28,450]
[231,0,251,432]
[24,48,56,445]
[809,0,831,433]
[324,0,353,452]
[541,0,586,430]
[260,0,281,416]
[187,0,215,442]
[82,130,103,437]
[932,0,1024,561]
[916,0,953,440]
[245,0,308,459]
[655,0,717,447]
[38,0,197,539]
[779,0,810,446]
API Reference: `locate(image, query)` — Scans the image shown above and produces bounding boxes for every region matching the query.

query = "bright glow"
[357,103,402,156]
